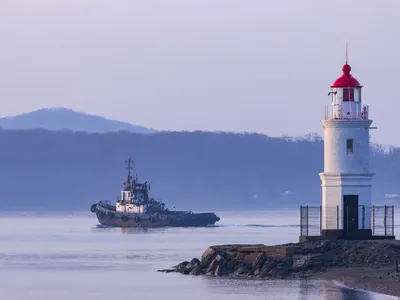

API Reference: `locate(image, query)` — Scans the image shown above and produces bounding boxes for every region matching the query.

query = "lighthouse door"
[343,195,359,237]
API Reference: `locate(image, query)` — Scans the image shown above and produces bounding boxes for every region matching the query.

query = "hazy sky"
[1,0,400,145]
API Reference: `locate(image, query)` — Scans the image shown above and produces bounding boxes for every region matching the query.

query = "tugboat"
[90,158,220,228]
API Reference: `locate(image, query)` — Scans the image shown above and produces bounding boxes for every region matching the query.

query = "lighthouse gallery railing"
[300,205,395,237]
[324,104,369,120]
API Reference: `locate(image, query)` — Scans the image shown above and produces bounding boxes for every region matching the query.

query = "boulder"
[157,269,176,273]
[244,252,260,264]
[214,265,229,276]
[256,257,280,278]
[226,260,238,272]
[214,254,227,265]
[162,240,400,280]
[189,263,203,275]
[174,261,189,273]
[226,251,238,259]
[201,247,218,268]
[185,258,201,271]
[292,254,323,273]
[206,259,217,274]
[233,262,252,276]
[269,266,292,277]
[252,253,267,270]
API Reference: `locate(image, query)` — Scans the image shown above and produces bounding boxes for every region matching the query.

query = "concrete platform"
[300,235,396,242]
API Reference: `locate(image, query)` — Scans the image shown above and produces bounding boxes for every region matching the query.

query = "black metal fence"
[300,205,395,237]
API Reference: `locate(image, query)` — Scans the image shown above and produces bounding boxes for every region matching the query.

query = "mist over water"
[0,210,397,300]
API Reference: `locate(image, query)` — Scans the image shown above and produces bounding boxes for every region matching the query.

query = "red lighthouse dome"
[330,63,362,88]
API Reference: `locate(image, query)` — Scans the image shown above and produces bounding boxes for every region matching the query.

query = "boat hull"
[91,203,220,228]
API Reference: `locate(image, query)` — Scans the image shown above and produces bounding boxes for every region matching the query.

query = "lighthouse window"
[347,139,354,154]
[343,88,354,102]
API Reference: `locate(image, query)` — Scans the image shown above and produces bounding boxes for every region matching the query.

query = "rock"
[233,262,252,276]
[253,268,261,276]
[215,254,227,265]
[256,258,280,278]
[252,253,267,270]
[189,263,203,275]
[244,252,261,264]
[190,257,201,265]
[257,268,271,278]
[226,251,237,259]
[269,266,292,277]
[201,247,218,268]
[174,261,189,273]
[206,254,229,273]
[226,260,238,272]
[292,254,323,272]
[157,269,176,273]
[214,265,229,276]
[163,240,400,280]
[206,258,218,274]
[235,252,246,260]
[185,258,201,271]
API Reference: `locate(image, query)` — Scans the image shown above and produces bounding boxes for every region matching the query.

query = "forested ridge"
[0,129,398,211]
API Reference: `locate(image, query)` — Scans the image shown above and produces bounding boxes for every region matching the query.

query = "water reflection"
[91,225,166,234]
[201,277,390,300]
[298,278,313,300]
[317,282,375,300]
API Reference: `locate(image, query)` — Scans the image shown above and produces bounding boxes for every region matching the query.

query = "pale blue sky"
[1,0,399,145]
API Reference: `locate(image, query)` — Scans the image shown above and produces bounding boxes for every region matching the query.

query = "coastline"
[159,240,400,298]
[315,267,400,297]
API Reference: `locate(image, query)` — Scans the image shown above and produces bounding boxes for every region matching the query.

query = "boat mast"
[125,157,134,184]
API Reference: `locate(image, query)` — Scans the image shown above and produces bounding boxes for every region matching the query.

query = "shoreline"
[314,267,400,297]
[158,240,400,298]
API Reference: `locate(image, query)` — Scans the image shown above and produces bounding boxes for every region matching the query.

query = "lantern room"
[325,63,369,121]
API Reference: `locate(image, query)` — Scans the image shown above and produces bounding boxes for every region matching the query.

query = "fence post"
[372,205,375,236]
[384,205,387,236]
[306,205,309,236]
[320,205,322,235]
[392,205,395,237]
[336,205,339,230]
[362,206,365,229]
[300,206,303,236]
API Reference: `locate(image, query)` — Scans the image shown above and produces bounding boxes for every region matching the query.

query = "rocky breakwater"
[158,240,400,281]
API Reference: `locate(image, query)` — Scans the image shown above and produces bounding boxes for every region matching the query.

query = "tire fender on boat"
[133,216,140,222]
[149,216,154,223]
[90,204,97,213]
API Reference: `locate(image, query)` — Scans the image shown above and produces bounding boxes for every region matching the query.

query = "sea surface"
[0,210,398,300]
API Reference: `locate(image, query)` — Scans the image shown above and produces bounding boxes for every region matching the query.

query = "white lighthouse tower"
[319,55,374,238]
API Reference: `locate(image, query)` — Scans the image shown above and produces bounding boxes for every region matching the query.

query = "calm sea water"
[0,210,397,300]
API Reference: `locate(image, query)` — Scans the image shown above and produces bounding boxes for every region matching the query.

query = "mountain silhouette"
[0,108,155,134]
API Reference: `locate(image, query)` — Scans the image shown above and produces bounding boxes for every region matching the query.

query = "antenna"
[125,157,134,179]
[345,42,348,64]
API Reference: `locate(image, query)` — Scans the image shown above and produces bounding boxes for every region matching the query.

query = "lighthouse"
[319,56,375,239]
[299,52,395,241]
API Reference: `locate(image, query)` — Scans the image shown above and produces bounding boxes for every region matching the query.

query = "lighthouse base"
[322,229,373,239]
[300,229,392,242]
[300,233,395,242]
[299,205,395,242]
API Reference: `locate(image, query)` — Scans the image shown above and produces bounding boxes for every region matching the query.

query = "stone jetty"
[158,240,400,296]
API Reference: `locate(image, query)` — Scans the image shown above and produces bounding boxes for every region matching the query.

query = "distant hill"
[0,129,398,211]
[0,108,156,134]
